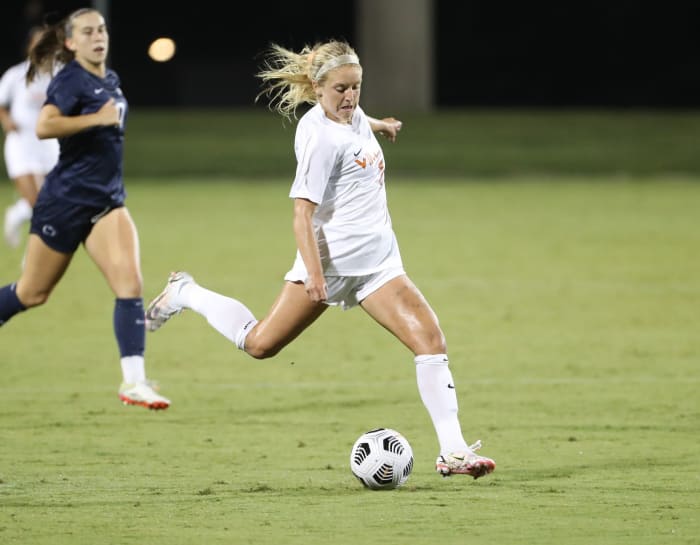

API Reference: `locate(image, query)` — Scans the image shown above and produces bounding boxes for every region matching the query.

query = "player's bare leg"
[4,174,41,248]
[243,281,328,358]
[15,234,73,307]
[87,208,169,410]
[361,274,495,479]
[146,273,327,359]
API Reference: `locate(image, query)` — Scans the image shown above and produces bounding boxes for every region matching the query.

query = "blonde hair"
[27,8,100,83]
[256,40,361,121]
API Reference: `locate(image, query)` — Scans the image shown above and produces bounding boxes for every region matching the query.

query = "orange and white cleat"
[119,381,170,410]
[436,440,496,479]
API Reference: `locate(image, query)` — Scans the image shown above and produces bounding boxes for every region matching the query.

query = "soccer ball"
[349,428,414,490]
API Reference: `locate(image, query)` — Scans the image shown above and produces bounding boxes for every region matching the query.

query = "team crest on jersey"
[354,149,384,171]
[353,147,385,185]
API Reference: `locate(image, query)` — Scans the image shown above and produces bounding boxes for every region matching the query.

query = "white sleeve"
[0,66,15,106]
[289,121,337,204]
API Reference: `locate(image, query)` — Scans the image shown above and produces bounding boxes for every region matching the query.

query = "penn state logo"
[42,224,57,237]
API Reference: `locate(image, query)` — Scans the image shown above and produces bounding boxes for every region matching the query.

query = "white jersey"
[0,60,51,132]
[288,104,403,276]
[0,60,59,178]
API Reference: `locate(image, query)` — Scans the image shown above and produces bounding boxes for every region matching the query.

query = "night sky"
[3,0,699,108]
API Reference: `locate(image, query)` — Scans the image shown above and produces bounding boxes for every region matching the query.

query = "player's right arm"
[36,98,120,139]
[293,197,327,303]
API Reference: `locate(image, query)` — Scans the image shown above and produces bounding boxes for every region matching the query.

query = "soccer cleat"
[4,206,21,248]
[435,440,496,479]
[145,271,194,332]
[119,381,170,410]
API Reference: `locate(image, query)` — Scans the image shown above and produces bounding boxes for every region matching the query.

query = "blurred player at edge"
[0,26,59,249]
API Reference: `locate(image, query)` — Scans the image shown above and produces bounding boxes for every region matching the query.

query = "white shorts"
[284,266,406,310]
[4,130,59,179]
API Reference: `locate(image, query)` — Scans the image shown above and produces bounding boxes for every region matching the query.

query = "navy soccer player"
[0,8,169,410]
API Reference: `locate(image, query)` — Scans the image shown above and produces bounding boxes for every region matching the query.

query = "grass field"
[1,110,699,544]
[101,108,700,178]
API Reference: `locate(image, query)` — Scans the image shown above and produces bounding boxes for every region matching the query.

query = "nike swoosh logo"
[353,148,362,157]
[447,384,455,389]
[94,88,104,94]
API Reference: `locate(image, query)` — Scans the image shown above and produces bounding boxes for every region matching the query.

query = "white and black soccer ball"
[350,428,414,490]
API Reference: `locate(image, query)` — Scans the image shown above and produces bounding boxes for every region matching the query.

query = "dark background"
[3,0,699,108]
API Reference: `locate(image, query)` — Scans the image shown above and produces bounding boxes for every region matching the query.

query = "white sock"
[9,198,32,224]
[415,354,470,456]
[120,355,146,384]
[177,282,257,349]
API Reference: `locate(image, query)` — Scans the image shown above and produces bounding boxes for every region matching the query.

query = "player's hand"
[96,98,120,127]
[376,117,402,143]
[305,274,328,303]
[1,119,18,133]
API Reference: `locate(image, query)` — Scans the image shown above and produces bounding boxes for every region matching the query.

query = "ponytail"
[26,7,98,83]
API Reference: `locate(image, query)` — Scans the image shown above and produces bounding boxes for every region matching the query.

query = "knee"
[243,332,283,360]
[16,287,51,308]
[115,272,143,299]
[245,342,282,360]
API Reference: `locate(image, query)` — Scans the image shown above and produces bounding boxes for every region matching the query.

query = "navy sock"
[0,283,26,326]
[114,298,145,357]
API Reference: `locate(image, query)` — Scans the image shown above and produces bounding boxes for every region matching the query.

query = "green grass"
[1,177,698,544]
[115,108,700,177]
[5,108,700,178]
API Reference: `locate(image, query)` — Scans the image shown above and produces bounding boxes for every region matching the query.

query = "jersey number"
[115,100,126,129]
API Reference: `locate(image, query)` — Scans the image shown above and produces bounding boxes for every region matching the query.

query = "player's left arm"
[367,115,402,143]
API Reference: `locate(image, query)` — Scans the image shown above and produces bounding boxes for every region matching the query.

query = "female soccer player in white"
[146,40,495,478]
[0,27,59,248]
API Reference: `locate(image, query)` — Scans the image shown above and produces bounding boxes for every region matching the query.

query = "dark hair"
[26,7,98,83]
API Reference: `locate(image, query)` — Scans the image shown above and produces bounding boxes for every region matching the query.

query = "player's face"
[66,11,109,68]
[316,65,362,124]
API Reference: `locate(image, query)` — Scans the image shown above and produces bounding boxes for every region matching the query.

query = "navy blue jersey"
[42,60,127,206]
